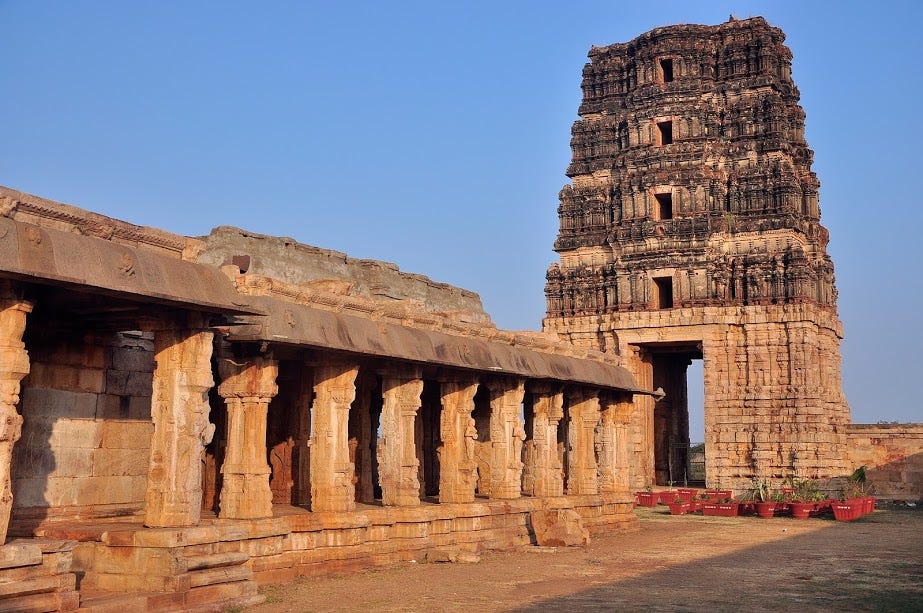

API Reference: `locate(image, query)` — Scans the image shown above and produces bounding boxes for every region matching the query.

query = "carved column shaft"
[217,356,279,519]
[0,283,32,543]
[487,377,526,499]
[438,379,479,503]
[145,321,215,528]
[567,388,600,495]
[598,394,633,493]
[310,360,359,512]
[378,370,423,507]
[352,374,375,503]
[293,364,314,507]
[529,385,564,497]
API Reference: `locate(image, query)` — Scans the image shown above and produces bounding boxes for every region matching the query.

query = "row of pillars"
[0,286,636,540]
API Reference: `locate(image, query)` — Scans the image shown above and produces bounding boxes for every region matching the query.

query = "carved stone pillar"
[310,359,359,512]
[527,383,564,497]
[598,393,633,493]
[145,317,215,528]
[0,282,32,543]
[293,364,313,507]
[437,378,479,503]
[378,368,423,507]
[486,377,526,499]
[217,356,279,519]
[567,388,601,495]
[351,373,376,504]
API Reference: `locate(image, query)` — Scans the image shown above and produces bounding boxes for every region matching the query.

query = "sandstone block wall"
[847,424,923,501]
[12,332,154,520]
[198,226,491,324]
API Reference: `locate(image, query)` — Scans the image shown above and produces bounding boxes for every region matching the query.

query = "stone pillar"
[0,282,32,543]
[217,356,279,519]
[486,377,526,499]
[437,378,479,503]
[526,383,564,497]
[351,373,376,504]
[566,388,601,495]
[292,364,313,507]
[310,359,359,512]
[378,368,423,507]
[599,394,633,493]
[145,317,215,528]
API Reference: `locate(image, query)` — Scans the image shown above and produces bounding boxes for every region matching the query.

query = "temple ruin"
[544,17,922,494]
[0,185,649,610]
[0,15,920,612]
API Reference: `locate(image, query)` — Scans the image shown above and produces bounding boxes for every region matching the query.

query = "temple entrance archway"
[640,342,704,486]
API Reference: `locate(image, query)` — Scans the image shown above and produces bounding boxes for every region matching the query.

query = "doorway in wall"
[645,342,705,486]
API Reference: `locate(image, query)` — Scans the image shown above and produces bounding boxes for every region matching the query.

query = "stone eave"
[225,293,650,395]
[0,217,261,316]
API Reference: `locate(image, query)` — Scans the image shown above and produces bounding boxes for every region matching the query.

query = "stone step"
[184,552,248,571]
[0,589,79,612]
[188,565,251,589]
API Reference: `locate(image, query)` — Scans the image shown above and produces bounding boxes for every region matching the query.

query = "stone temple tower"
[543,17,851,490]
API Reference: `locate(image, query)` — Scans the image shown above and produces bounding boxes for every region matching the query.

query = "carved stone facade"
[543,17,852,491]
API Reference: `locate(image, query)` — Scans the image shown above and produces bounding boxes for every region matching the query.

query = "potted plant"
[658,481,678,504]
[834,466,874,520]
[747,478,776,519]
[787,477,820,519]
[637,486,659,507]
[702,497,739,517]
[668,496,691,515]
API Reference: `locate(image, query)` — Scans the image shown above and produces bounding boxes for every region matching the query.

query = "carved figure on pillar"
[567,388,601,495]
[486,377,526,499]
[378,369,424,507]
[526,383,565,497]
[437,379,479,503]
[145,316,215,528]
[310,360,359,512]
[217,354,279,519]
[0,282,32,543]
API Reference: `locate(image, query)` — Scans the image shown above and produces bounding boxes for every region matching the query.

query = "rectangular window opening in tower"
[655,192,673,220]
[657,121,673,145]
[653,277,674,309]
[660,58,674,82]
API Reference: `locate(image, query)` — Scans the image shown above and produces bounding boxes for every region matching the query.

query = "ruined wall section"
[12,331,154,522]
[847,424,923,501]
[199,227,492,325]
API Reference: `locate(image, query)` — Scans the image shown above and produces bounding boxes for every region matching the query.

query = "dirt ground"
[246,505,923,612]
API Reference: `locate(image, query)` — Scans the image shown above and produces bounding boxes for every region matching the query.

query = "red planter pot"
[668,501,691,515]
[832,501,862,521]
[705,490,733,502]
[702,502,739,517]
[636,492,659,507]
[677,488,698,502]
[789,502,814,519]
[864,496,876,515]
[754,501,777,518]
[658,491,678,505]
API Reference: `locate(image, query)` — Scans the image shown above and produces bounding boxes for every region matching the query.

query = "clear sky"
[2,1,921,436]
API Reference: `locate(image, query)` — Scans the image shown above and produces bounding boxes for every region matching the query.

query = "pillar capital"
[217,356,279,401]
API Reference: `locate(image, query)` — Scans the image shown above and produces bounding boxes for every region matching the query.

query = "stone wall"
[198,226,491,324]
[847,424,923,501]
[12,332,154,523]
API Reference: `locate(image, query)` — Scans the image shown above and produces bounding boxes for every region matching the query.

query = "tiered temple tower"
[543,17,851,490]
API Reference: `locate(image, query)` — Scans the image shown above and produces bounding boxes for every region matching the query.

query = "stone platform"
[10,495,635,611]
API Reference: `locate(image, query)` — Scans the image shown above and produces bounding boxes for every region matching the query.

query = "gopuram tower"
[543,17,851,491]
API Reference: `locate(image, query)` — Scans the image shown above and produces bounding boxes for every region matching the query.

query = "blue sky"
[2,1,921,435]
